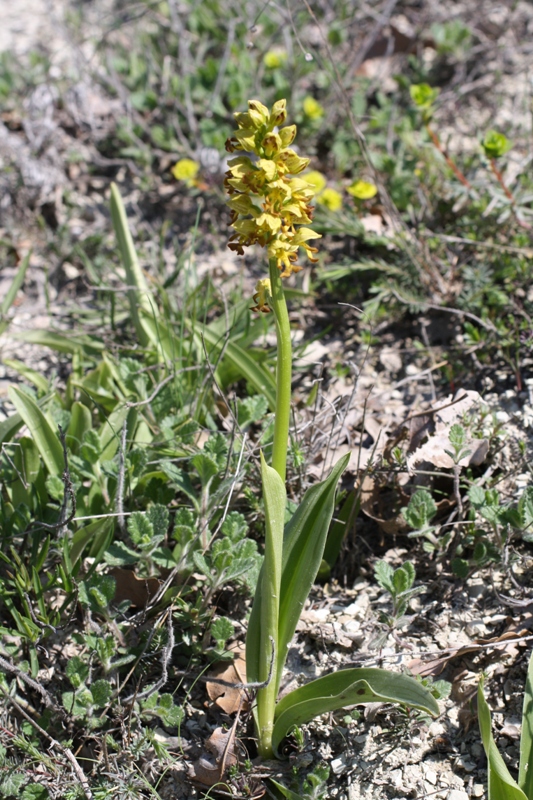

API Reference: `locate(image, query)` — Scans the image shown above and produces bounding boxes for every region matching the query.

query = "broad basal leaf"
[478,676,527,800]
[273,667,439,753]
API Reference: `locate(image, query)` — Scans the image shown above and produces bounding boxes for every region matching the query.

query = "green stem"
[268,259,292,482]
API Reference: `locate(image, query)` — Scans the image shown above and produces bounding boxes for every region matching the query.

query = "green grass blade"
[519,651,533,797]
[109,182,153,346]
[192,321,277,410]
[8,387,64,476]
[272,667,439,754]
[478,676,528,800]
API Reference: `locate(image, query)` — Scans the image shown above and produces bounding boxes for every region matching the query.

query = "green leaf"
[272,668,439,753]
[247,454,349,697]
[70,517,113,567]
[518,488,533,540]
[3,359,49,393]
[161,460,198,506]
[221,511,248,542]
[66,401,93,454]
[393,562,415,595]
[237,394,269,428]
[14,329,104,355]
[478,676,527,800]
[468,485,486,508]
[449,423,467,450]
[22,784,50,800]
[374,560,395,594]
[99,405,132,462]
[45,474,65,502]
[451,557,470,578]
[211,617,234,643]
[519,650,533,797]
[8,387,64,476]
[127,512,154,547]
[147,504,170,538]
[0,770,27,795]
[191,453,219,486]
[402,489,437,530]
[268,779,304,800]
[91,679,112,707]
[66,656,89,688]
[323,490,359,570]
[78,574,116,610]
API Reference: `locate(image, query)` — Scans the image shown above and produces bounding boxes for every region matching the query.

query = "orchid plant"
[224,100,439,759]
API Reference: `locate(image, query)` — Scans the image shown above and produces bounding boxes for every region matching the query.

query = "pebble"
[495,410,510,423]
[447,791,469,800]
[472,785,485,797]
[424,768,437,785]
[331,756,348,775]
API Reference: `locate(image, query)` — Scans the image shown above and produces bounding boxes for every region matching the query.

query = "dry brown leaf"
[359,475,411,535]
[206,651,248,714]
[108,568,160,608]
[406,433,489,473]
[189,726,238,786]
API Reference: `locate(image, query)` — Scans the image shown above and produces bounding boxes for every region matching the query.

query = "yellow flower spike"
[269,99,287,127]
[224,99,321,278]
[248,100,270,127]
[278,125,297,148]
[251,278,272,313]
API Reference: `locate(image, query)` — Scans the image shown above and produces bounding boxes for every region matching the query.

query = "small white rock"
[331,756,347,776]
[424,768,437,785]
[447,791,469,800]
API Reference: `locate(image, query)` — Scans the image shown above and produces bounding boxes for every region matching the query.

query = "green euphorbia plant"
[224,99,439,759]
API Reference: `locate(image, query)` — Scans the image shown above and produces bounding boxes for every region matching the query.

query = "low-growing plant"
[373,559,425,636]
[223,98,439,761]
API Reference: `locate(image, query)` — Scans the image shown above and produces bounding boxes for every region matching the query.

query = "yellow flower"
[347,180,378,200]
[263,50,287,69]
[303,96,324,120]
[171,158,200,187]
[224,99,321,281]
[317,187,342,211]
[251,278,272,313]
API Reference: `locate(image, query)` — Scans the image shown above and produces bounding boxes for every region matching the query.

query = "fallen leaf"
[406,433,489,473]
[206,649,248,714]
[189,726,238,786]
[108,568,161,608]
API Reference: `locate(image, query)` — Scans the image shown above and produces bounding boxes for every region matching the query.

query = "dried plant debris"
[189,726,239,787]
